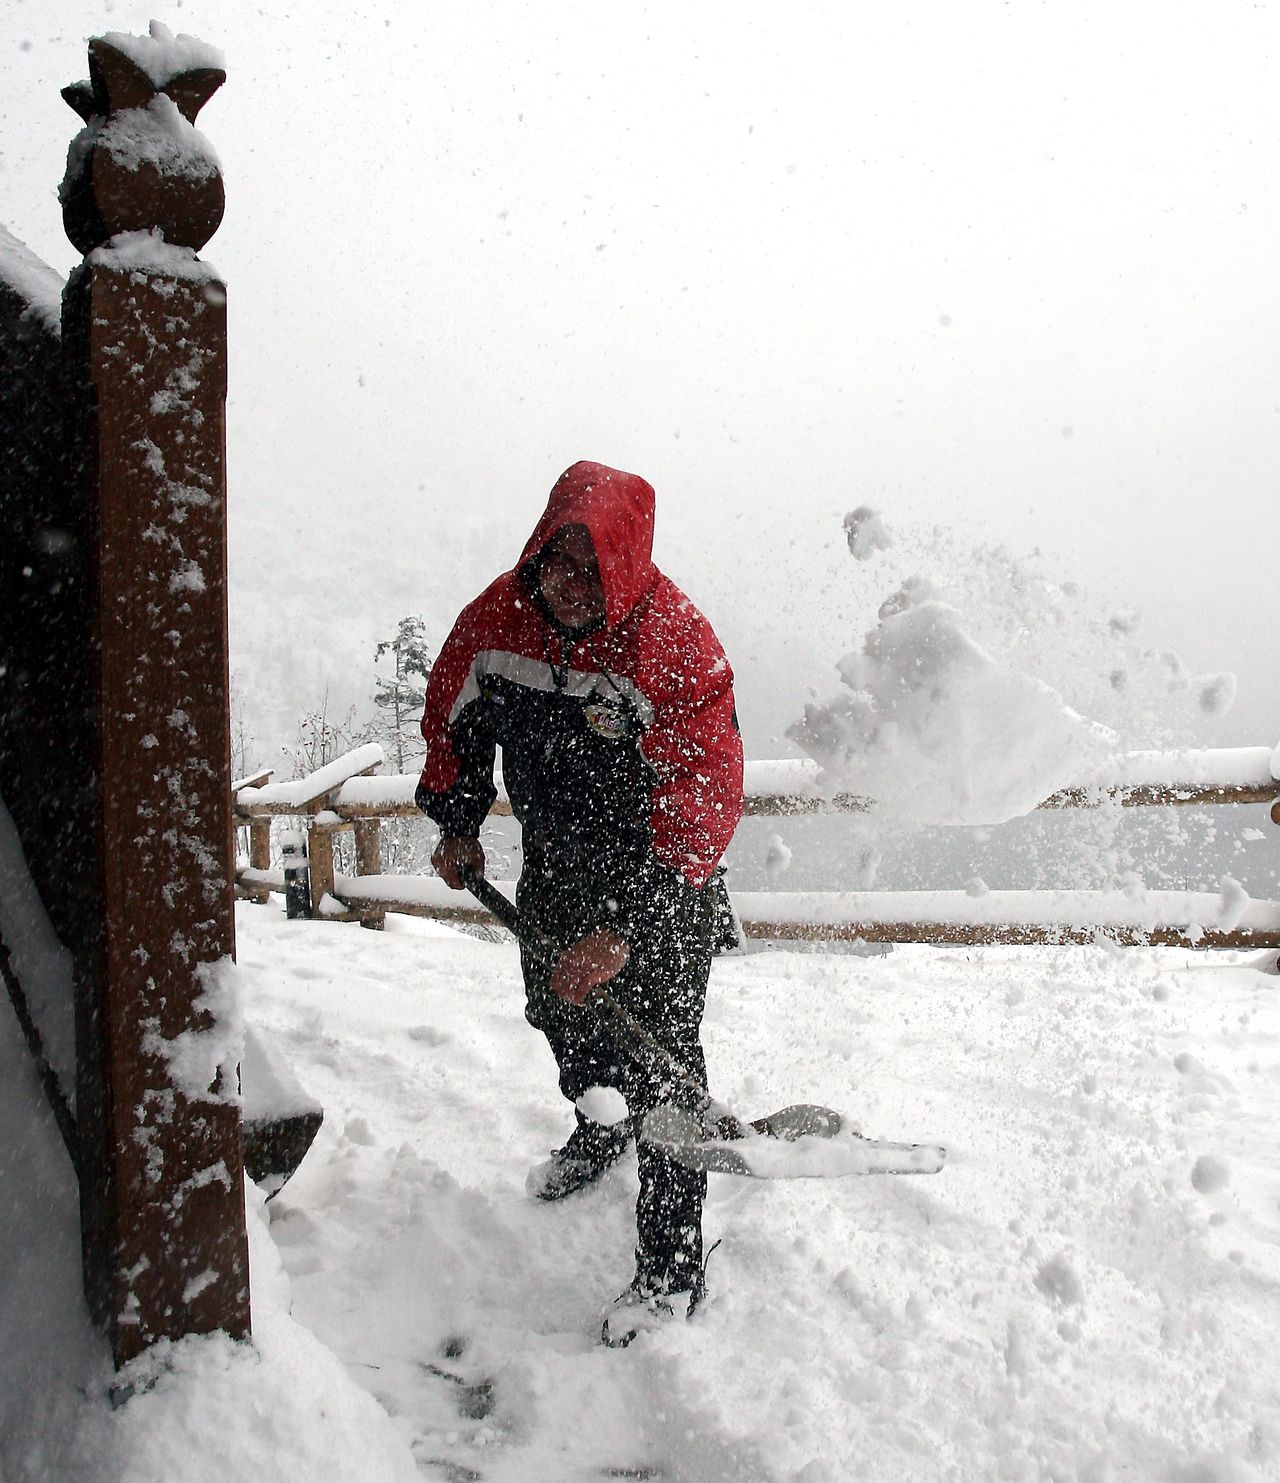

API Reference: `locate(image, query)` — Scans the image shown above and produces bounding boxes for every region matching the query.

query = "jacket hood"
[518,461,657,629]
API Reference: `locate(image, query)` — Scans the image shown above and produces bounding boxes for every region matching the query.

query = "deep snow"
[5,901,1279,1481]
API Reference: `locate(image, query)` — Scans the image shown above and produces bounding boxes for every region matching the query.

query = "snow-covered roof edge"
[0,224,64,337]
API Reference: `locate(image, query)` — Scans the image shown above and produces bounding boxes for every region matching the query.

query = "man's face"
[539,524,606,630]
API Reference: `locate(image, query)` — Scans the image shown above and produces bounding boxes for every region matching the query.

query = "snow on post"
[58,28,249,1367]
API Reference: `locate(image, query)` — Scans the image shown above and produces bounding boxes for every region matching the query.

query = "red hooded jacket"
[417,462,743,895]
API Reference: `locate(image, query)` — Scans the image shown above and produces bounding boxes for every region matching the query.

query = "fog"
[5,1,1279,767]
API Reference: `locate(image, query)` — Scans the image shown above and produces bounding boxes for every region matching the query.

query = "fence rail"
[232,743,1280,952]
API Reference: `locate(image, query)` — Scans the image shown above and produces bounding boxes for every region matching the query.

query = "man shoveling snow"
[415,460,744,1345]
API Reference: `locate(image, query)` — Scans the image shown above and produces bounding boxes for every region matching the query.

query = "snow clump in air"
[764,833,793,884]
[852,522,1233,747]
[576,1085,628,1126]
[843,506,893,560]
[790,586,1113,826]
[1198,672,1237,717]
[877,574,942,619]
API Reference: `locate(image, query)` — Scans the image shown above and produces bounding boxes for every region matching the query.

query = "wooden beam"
[308,888,1280,954]
[739,919,1280,950]
[234,774,1280,827]
[741,780,1280,818]
[331,800,422,820]
[740,792,869,817]
[1041,781,1280,810]
[234,768,274,791]
[327,893,500,929]
[330,797,514,821]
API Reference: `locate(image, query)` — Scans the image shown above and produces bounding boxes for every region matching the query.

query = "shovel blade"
[643,1103,947,1180]
[748,1102,845,1140]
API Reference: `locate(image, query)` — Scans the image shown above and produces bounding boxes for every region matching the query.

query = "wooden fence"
[233,742,1280,953]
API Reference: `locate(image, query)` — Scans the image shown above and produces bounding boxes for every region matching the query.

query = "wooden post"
[354,818,385,930]
[307,821,337,916]
[249,819,271,905]
[60,33,249,1367]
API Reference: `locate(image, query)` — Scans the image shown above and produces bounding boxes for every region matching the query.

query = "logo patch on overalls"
[584,700,628,740]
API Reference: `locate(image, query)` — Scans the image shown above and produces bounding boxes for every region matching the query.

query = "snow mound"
[86,229,220,282]
[11,901,1277,1482]
[78,1190,418,1483]
[0,993,417,1483]
[790,597,1112,825]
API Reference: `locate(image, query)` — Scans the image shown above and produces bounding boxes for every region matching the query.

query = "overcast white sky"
[5,1,1279,760]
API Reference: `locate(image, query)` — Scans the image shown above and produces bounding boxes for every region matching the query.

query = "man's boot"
[526,1112,633,1200]
[600,1259,708,1348]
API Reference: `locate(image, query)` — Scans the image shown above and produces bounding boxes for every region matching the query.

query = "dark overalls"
[518,844,715,1289]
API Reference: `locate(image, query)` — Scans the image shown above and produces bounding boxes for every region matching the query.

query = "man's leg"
[613,918,715,1297]
[524,993,635,1200]
[517,853,717,1306]
[601,1019,712,1347]
[631,1080,708,1290]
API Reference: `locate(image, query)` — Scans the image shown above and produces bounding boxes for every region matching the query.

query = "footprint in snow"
[408,1024,452,1046]
[417,1335,495,1421]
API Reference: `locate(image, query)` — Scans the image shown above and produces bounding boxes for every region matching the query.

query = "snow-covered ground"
[8,901,1280,1481]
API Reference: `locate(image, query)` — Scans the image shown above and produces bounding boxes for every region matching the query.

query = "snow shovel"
[459,867,946,1180]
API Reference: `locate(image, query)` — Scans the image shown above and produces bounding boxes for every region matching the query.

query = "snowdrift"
[6,904,1278,1481]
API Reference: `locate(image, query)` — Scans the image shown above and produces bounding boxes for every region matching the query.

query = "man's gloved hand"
[431,836,485,890]
[551,928,631,1006]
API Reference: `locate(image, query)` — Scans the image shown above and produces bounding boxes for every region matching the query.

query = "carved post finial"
[60,21,226,256]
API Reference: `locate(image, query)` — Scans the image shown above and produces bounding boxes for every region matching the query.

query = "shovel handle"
[458,866,548,958]
[457,866,747,1138]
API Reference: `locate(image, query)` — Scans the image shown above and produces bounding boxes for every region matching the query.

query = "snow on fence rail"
[232,743,1280,952]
